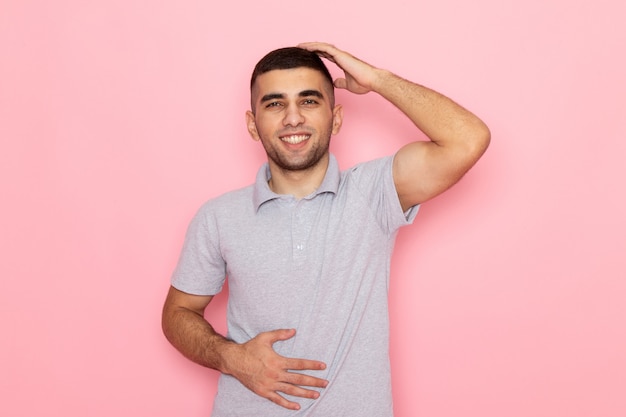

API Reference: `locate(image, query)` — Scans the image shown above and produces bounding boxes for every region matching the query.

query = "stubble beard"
[263,127,332,172]
[268,141,327,172]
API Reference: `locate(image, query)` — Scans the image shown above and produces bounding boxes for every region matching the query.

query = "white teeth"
[281,134,310,144]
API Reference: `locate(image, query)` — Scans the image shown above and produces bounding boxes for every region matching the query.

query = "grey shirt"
[172,154,418,416]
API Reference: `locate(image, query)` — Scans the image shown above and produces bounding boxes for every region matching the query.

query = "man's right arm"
[161,286,328,410]
[161,286,231,369]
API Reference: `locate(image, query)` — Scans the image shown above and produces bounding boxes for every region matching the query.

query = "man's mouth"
[280,134,311,145]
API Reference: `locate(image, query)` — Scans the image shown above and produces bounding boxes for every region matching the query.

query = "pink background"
[2,1,625,416]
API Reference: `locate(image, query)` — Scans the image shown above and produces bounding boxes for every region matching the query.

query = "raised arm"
[298,42,491,211]
[162,286,327,410]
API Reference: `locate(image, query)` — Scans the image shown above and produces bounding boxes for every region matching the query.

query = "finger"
[266,390,302,411]
[276,381,322,400]
[283,371,329,389]
[285,357,327,371]
[297,42,340,62]
[261,328,296,344]
[334,78,348,90]
[297,41,335,52]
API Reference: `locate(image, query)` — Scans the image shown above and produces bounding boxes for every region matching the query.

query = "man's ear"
[332,104,343,135]
[246,110,260,141]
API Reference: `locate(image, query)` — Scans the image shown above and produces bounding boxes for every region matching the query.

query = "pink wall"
[2,1,625,416]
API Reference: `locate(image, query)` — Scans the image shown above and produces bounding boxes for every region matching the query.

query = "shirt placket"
[291,199,309,263]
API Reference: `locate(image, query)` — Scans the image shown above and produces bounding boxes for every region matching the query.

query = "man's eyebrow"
[299,89,324,99]
[259,90,325,104]
[260,93,285,103]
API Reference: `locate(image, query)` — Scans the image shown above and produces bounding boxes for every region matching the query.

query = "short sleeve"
[171,204,227,295]
[346,155,419,234]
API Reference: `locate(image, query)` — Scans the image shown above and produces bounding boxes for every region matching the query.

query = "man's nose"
[282,104,305,126]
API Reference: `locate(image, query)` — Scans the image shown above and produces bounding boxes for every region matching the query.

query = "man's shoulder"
[340,155,394,180]
[197,183,255,214]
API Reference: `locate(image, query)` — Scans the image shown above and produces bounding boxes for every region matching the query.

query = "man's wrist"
[370,68,394,95]
[212,337,241,376]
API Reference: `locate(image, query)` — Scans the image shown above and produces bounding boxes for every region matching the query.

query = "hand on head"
[298,42,381,95]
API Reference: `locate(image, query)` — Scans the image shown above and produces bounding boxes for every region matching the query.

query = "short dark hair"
[250,47,335,108]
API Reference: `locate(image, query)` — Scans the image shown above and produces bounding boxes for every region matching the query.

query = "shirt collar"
[252,154,340,211]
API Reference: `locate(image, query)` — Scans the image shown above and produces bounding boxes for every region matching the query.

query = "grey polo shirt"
[172,154,418,416]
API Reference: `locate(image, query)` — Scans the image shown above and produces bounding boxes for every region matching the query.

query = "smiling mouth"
[280,134,311,144]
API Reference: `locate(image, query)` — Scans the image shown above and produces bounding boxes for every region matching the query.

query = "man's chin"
[271,151,328,172]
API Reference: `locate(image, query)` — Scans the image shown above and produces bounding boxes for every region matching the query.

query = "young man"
[162,42,490,416]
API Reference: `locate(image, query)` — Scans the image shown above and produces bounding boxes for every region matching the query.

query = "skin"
[245,67,343,199]
[162,42,491,410]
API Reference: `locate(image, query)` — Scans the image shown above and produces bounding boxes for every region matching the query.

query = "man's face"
[246,67,342,172]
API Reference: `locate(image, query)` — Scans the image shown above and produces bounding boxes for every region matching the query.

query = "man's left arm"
[299,42,491,211]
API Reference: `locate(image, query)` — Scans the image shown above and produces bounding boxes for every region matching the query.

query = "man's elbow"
[466,121,491,162]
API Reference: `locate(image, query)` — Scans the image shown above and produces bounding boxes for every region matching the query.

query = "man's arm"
[161,286,328,410]
[299,42,491,211]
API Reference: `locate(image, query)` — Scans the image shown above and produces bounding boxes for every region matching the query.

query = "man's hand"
[298,42,380,95]
[223,328,328,411]
[163,288,327,410]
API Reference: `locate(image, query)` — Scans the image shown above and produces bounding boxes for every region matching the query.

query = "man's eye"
[266,102,282,108]
[302,99,318,105]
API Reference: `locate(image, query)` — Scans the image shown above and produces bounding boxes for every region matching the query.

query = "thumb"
[334,78,348,90]
[263,328,297,345]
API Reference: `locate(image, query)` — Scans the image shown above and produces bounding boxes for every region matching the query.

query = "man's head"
[250,47,335,112]
[245,46,343,173]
